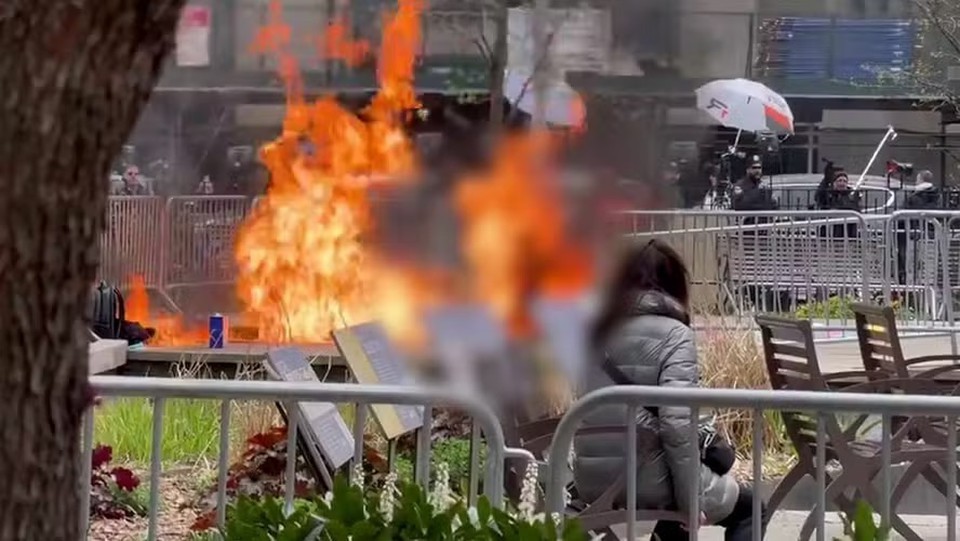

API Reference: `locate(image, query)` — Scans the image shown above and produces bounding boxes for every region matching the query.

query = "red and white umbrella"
[695,78,794,135]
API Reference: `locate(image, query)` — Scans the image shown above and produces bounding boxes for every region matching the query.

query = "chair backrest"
[756,315,848,462]
[756,314,827,392]
[851,303,907,377]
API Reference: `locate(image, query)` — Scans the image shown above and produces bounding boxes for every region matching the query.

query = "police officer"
[732,155,778,212]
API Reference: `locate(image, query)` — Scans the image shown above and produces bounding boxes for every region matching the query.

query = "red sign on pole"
[176,5,212,67]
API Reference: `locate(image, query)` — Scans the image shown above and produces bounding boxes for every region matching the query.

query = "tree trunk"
[0,1,185,538]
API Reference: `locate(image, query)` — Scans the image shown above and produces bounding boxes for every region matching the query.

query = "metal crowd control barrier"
[545,385,960,541]
[618,209,960,332]
[80,377,526,540]
[163,196,251,293]
[98,197,166,290]
[618,210,875,316]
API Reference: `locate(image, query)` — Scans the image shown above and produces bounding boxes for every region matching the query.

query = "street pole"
[531,0,549,129]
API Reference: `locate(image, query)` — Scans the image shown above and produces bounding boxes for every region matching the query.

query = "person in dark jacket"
[816,169,861,238]
[897,175,940,284]
[574,240,767,540]
[731,155,777,213]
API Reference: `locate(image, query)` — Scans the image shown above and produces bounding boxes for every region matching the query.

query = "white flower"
[518,461,539,521]
[466,506,480,527]
[351,462,364,489]
[429,462,455,510]
[379,472,398,522]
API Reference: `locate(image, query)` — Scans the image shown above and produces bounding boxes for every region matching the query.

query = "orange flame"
[125,275,207,346]
[455,134,593,337]
[318,18,371,66]
[236,0,425,343]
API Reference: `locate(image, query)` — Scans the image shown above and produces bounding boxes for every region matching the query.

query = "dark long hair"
[590,239,690,347]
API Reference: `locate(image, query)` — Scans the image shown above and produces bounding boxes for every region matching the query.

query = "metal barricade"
[98,197,166,290]
[81,377,527,540]
[619,210,874,320]
[163,196,251,292]
[545,385,960,541]
[882,211,951,328]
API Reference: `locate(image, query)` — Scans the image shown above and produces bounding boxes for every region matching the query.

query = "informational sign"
[531,297,590,382]
[265,348,354,469]
[332,323,423,440]
[176,5,212,67]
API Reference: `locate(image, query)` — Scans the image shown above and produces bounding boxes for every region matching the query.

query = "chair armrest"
[823,370,875,381]
[823,370,874,389]
[904,354,960,367]
[908,363,960,382]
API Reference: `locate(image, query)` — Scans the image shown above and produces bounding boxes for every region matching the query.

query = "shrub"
[89,444,148,519]
[697,326,793,475]
[201,464,589,541]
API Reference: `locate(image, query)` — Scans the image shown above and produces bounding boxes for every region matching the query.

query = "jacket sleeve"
[657,325,701,516]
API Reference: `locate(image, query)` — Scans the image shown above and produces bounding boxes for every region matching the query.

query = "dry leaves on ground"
[88,467,203,541]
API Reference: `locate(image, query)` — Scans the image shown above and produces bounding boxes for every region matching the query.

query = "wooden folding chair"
[757,315,940,541]
[852,302,960,380]
[838,376,960,519]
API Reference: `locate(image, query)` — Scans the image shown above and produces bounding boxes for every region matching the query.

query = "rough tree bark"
[0,1,185,538]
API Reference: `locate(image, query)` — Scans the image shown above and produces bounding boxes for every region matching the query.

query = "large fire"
[227,0,591,345]
[235,0,424,343]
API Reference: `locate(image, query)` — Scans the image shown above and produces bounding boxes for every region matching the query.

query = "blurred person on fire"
[574,240,767,540]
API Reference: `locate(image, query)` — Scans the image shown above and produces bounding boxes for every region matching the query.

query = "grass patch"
[94,360,278,466]
[95,398,277,466]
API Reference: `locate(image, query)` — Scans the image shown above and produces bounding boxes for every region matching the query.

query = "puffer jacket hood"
[572,290,739,524]
[626,289,690,326]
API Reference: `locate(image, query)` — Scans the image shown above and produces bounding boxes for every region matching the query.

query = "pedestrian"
[816,168,861,238]
[196,175,214,195]
[121,165,148,196]
[573,240,768,541]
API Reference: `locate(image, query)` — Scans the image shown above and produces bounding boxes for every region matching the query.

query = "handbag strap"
[601,352,659,417]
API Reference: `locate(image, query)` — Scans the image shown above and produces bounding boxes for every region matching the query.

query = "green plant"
[834,500,890,541]
[394,437,487,494]
[795,296,855,320]
[204,464,590,540]
[89,444,148,519]
[794,296,918,322]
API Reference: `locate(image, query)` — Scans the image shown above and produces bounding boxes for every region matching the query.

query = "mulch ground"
[88,466,204,541]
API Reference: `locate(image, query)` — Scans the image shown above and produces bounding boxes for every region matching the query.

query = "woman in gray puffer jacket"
[574,240,766,540]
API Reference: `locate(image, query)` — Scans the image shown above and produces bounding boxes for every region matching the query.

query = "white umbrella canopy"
[695,78,794,135]
[504,70,586,129]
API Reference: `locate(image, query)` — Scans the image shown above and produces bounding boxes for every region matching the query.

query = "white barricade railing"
[98,197,166,290]
[163,196,251,291]
[95,201,960,331]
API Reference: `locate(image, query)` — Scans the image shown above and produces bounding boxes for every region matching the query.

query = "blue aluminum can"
[209,313,229,349]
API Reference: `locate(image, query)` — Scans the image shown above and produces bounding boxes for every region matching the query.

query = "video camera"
[885,159,913,190]
[886,160,914,177]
